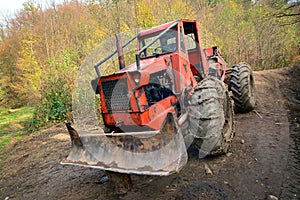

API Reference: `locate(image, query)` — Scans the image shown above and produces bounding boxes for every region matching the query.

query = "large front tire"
[188,77,234,158]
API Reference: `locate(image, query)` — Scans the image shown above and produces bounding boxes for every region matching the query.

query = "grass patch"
[0,107,33,167]
[0,135,11,149]
[0,107,34,135]
[0,135,12,175]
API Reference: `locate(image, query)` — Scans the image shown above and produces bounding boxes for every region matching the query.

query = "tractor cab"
[135,20,210,83]
[138,26,177,58]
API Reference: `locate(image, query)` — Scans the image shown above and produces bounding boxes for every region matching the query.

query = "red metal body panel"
[102,95,177,130]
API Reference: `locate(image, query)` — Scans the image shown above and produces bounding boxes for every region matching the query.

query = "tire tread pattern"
[188,77,234,157]
[227,62,256,113]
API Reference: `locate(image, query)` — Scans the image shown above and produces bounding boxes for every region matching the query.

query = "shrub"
[29,77,72,132]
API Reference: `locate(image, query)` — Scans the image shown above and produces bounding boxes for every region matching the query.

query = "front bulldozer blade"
[61,115,188,176]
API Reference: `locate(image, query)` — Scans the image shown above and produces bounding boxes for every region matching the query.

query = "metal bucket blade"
[61,116,187,176]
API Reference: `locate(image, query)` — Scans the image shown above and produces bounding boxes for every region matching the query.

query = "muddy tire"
[227,62,256,113]
[188,77,234,158]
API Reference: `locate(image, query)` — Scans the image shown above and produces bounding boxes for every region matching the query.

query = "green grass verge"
[0,135,11,175]
[0,107,34,135]
[0,135,11,149]
[0,107,34,168]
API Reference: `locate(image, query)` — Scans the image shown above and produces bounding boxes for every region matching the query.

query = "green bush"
[29,77,72,132]
[28,48,78,132]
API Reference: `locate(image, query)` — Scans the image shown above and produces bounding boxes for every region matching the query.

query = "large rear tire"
[188,77,234,158]
[227,62,256,113]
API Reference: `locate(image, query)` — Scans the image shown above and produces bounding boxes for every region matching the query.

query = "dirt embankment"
[0,66,299,200]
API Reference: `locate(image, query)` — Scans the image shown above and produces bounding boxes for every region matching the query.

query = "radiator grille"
[102,78,130,111]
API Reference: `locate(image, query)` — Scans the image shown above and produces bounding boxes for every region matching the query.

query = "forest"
[0,0,299,131]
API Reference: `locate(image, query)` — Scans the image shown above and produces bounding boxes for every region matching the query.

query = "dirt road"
[1,66,299,200]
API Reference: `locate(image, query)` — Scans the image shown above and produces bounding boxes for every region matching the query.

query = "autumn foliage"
[0,0,298,129]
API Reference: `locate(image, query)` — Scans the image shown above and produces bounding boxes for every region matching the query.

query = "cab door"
[174,24,196,93]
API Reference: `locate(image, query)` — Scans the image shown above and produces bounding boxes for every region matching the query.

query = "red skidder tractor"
[62,19,256,190]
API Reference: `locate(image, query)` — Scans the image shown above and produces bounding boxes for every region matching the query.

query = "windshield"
[139,29,177,58]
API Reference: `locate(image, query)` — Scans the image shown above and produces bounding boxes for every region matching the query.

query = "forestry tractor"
[62,19,256,180]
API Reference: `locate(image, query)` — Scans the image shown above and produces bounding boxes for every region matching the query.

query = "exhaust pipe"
[116,34,125,70]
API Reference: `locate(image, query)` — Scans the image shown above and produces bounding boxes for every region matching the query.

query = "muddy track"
[1,66,299,200]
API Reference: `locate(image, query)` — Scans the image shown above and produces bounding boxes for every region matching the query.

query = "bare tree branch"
[276,13,300,17]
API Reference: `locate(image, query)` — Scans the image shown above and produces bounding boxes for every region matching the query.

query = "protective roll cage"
[93,21,179,77]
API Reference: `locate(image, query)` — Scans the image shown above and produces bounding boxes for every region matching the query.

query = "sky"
[0,0,65,23]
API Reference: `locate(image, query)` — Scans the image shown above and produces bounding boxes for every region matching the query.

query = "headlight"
[131,71,141,84]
